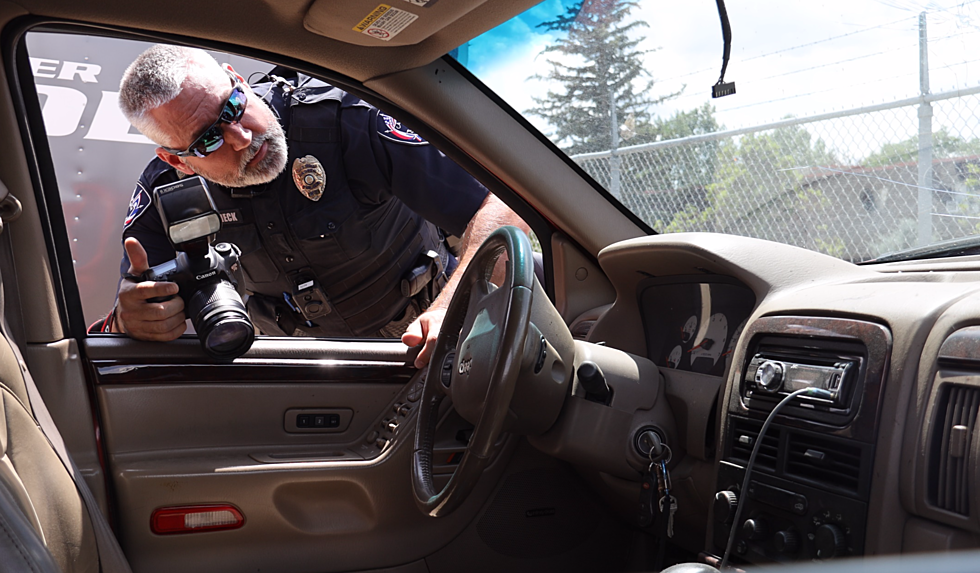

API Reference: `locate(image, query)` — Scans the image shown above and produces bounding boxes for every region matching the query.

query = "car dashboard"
[576,231,980,566]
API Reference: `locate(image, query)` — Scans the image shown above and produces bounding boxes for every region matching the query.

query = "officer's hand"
[402,308,446,369]
[114,237,187,341]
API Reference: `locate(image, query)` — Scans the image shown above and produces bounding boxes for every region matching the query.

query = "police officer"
[96,44,526,368]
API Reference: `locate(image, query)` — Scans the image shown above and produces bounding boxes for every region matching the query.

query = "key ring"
[648,444,672,465]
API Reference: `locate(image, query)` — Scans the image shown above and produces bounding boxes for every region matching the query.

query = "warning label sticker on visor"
[353,5,418,41]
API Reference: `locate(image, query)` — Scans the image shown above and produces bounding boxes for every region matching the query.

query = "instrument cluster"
[640,277,756,377]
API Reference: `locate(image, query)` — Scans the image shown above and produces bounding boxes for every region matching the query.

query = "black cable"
[716,0,732,83]
[668,4,980,86]
[719,387,834,570]
[712,0,736,98]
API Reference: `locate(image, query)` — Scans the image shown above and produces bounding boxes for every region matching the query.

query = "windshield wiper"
[862,235,980,264]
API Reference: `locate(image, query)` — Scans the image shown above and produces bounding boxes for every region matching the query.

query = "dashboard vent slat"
[785,433,862,493]
[730,419,779,472]
[932,384,980,516]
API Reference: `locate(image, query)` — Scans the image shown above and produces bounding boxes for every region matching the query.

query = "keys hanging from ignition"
[637,461,658,527]
[654,459,675,539]
[655,458,671,500]
[660,494,678,538]
[638,444,672,528]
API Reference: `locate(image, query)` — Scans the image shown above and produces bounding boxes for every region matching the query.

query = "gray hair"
[118,45,222,145]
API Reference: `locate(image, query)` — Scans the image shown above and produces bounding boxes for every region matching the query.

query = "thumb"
[401,317,424,348]
[124,237,150,275]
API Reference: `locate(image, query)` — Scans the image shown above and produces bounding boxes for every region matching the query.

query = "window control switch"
[284,408,353,433]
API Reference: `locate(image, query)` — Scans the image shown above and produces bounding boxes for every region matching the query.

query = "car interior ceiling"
[6,0,980,572]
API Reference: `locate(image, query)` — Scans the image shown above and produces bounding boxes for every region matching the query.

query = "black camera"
[140,176,254,360]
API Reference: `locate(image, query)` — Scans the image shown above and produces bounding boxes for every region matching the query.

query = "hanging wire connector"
[711,0,737,98]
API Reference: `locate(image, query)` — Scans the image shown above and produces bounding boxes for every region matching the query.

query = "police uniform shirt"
[118,76,488,336]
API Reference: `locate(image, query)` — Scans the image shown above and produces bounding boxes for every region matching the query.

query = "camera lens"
[204,317,253,356]
[187,281,254,360]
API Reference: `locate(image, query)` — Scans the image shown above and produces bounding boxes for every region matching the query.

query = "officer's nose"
[222,121,253,152]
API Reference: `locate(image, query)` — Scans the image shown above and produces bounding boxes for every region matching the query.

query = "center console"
[710,316,891,564]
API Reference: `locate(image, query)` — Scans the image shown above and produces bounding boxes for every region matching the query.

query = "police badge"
[292,155,326,201]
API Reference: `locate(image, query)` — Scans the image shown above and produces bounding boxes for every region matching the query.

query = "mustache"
[242,133,267,168]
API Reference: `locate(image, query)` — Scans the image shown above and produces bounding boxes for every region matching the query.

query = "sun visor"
[304,0,486,47]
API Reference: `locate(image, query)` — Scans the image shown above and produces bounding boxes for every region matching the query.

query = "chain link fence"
[572,86,980,262]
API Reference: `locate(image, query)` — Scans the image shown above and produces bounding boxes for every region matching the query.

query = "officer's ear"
[155,148,197,176]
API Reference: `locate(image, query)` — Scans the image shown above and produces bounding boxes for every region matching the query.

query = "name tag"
[219,209,243,224]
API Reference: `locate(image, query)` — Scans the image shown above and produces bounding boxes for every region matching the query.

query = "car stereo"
[712,316,891,566]
[737,337,869,427]
[745,354,857,406]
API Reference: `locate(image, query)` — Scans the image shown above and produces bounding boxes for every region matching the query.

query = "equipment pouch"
[401,250,443,299]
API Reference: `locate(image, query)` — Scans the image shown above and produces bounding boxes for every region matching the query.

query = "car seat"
[0,179,128,572]
[0,337,101,571]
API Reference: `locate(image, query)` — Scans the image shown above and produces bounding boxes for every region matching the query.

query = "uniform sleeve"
[120,159,178,272]
[338,100,489,238]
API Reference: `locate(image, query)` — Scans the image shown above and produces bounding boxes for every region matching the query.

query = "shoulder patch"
[377,112,428,146]
[123,183,152,230]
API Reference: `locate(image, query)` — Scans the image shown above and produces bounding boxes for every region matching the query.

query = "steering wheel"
[412,226,535,517]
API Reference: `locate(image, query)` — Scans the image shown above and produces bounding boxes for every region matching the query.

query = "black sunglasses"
[162,76,248,158]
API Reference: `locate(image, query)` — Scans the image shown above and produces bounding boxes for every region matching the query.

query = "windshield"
[455,0,980,263]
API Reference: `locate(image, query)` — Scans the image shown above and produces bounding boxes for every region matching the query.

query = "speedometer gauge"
[682,315,698,343]
[690,313,729,369]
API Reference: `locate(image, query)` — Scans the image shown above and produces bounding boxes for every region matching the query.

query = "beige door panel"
[98,383,403,454]
[109,437,515,573]
[85,336,512,573]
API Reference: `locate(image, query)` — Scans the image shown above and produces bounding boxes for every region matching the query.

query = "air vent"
[570,320,595,341]
[929,384,980,516]
[729,419,779,472]
[786,433,862,493]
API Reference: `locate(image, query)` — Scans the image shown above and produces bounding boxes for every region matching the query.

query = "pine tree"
[528,0,675,156]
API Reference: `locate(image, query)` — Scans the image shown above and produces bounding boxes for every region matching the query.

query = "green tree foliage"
[635,103,720,189]
[527,0,677,155]
[864,127,980,167]
[668,124,839,250]
[618,104,721,223]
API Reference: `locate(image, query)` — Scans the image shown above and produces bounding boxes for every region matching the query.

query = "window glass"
[26,33,270,328]
[456,1,980,263]
[26,33,492,341]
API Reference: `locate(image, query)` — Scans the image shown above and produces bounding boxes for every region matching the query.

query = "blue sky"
[460,0,574,75]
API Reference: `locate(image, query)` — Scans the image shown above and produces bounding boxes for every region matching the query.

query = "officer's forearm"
[430,193,528,310]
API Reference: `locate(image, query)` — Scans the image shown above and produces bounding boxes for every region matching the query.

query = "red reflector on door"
[151,505,245,535]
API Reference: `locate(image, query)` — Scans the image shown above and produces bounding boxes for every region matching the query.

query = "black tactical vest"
[203,78,448,337]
